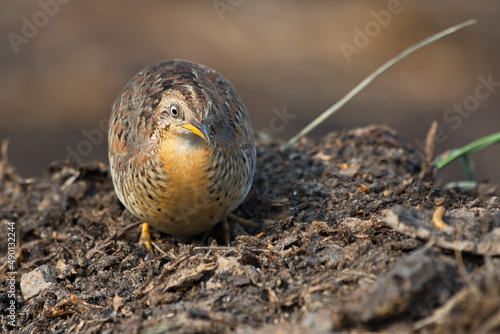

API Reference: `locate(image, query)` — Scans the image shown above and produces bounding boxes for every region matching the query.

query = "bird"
[108,60,256,251]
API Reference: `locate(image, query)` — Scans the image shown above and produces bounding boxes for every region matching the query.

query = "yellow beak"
[182,123,211,144]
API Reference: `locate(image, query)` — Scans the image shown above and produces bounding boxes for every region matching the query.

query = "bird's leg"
[227,213,253,227]
[221,217,230,246]
[201,217,232,246]
[203,215,254,246]
[224,214,255,245]
[139,223,154,253]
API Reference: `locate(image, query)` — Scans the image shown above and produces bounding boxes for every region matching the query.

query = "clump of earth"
[1,125,499,333]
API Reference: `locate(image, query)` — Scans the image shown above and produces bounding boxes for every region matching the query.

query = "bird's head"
[156,86,212,146]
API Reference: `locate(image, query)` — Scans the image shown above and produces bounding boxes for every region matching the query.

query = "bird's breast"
[134,133,224,236]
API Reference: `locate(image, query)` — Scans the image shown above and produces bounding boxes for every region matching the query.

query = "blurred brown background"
[1,0,499,183]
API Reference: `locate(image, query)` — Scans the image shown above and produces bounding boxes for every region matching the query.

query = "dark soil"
[1,125,499,333]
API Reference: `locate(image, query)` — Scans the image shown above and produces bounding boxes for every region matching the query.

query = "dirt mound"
[1,126,499,333]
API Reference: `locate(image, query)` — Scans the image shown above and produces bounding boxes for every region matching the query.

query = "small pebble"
[20,265,56,300]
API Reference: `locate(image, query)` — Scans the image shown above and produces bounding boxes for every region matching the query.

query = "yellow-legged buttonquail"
[108,60,256,251]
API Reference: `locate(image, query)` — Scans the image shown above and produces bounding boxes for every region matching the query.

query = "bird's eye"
[170,105,179,117]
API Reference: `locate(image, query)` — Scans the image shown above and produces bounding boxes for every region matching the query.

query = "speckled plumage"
[108,60,255,236]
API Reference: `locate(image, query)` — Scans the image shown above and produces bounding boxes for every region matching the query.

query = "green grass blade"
[434,132,500,169]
